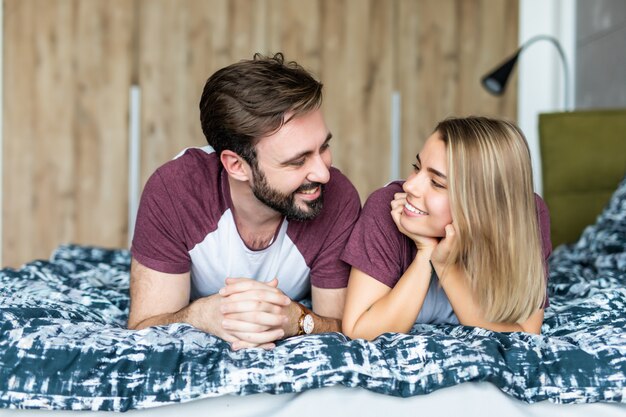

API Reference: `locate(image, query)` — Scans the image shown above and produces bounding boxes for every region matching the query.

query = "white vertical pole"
[519,0,577,196]
[390,91,401,182]
[0,0,5,266]
[128,86,141,248]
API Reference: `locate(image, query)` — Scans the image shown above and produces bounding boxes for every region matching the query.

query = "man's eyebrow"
[416,154,447,180]
[281,133,332,165]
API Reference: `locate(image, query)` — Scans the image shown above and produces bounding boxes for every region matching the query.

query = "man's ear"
[220,150,252,181]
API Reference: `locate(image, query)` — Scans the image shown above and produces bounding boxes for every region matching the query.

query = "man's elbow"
[127,312,150,330]
[127,318,143,330]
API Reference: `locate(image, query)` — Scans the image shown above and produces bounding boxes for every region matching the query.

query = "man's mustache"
[295,182,323,193]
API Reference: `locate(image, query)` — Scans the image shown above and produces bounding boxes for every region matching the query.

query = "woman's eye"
[412,163,420,172]
[431,180,445,189]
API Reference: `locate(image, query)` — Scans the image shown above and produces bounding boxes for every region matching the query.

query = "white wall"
[519,0,577,196]
[0,0,4,266]
[576,0,626,109]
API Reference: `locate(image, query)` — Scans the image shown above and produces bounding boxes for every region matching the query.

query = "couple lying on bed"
[128,53,551,350]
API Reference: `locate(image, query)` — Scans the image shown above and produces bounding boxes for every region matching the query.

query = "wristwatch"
[296,303,315,335]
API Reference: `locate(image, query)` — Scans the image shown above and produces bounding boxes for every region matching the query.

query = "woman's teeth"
[405,202,427,215]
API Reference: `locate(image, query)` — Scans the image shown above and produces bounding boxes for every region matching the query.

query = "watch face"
[303,314,314,334]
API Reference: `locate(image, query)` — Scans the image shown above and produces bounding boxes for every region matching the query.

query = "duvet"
[1,176,625,411]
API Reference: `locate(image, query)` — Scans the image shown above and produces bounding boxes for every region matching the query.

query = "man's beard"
[251,165,324,221]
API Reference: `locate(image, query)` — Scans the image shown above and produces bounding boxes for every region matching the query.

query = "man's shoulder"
[144,146,225,210]
[156,146,219,179]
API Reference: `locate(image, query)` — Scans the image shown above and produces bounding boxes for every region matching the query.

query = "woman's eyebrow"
[417,154,447,179]
[428,168,447,180]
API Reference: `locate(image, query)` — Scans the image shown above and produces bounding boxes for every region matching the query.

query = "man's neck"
[228,176,283,250]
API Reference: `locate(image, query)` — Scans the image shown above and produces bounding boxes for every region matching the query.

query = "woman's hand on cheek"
[391,193,438,251]
[431,224,457,266]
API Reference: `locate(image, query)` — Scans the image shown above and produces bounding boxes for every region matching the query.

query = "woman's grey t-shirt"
[340,181,552,325]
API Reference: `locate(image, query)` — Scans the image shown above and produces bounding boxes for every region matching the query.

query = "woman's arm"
[434,263,544,333]
[342,249,433,341]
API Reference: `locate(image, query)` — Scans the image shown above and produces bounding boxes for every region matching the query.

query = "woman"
[341,116,551,340]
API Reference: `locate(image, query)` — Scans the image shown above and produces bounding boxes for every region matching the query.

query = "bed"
[1,112,626,416]
[0,173,624,415]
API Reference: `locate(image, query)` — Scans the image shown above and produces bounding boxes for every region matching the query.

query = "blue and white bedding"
[1,176,625,411]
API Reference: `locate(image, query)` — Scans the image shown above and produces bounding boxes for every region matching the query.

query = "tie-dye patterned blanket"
[1,176,625,411]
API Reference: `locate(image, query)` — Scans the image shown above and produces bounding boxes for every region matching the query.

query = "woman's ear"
[220,150,252,181]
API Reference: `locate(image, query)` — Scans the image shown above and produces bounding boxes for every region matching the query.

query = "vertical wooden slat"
[320,0,394,200]
[3,0,37,265]
[457,0,519,118]
[267,0,321,72]
[395,0,422,178]
[319,0,349,183]
[33,1,77,258]
[74,1,133,248]
[138,0,269,185]
[396,0,460,180]
[395,0,519,181]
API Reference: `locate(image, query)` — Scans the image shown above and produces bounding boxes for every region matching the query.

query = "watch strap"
[296,302,307,336]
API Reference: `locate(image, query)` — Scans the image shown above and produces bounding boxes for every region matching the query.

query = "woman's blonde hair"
[436,116,546,323]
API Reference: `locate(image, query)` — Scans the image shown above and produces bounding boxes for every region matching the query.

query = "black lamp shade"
[481,50,521,96]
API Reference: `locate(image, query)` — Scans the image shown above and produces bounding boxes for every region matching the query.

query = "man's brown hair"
[199,53,323,167]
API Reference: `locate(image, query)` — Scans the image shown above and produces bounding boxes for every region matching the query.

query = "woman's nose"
[403,172,424,196]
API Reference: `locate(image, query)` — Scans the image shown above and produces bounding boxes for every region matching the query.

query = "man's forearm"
[130,310,187,330]
[128,294,219,333]
[128,304,194,330]
[310,314,342,334]
[286,302,342,337]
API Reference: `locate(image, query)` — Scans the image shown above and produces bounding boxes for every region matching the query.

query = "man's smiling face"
[251,109,332,221]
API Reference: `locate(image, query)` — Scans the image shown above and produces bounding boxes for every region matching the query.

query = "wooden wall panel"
[396,0,460,179]
[74,1,133,249]
[456,0,518,117]
[138,0,272,184]
[3,0,38,266]
[395,0,519,180]
[3,0,519,266]
[2,0,133,267]
[337,0,393,193]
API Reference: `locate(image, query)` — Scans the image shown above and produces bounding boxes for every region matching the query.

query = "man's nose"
[307,154,331,184]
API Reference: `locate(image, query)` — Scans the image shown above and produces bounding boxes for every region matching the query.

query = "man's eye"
[412,163,420,172]
[321,142,330,151]
[290,159,305,167]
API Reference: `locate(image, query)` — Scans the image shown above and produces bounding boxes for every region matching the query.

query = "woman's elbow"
[342,318,356,339]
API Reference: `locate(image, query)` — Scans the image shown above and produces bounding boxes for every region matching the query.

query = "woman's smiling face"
[400,132,452,238]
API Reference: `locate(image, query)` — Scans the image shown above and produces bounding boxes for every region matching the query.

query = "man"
[128,53,361,350]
